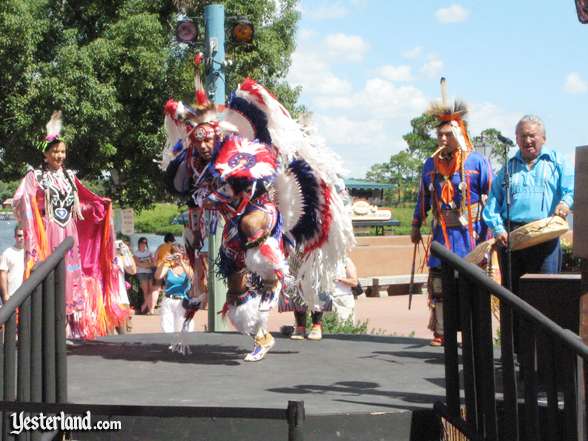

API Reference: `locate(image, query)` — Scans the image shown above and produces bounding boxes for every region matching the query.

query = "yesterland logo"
[10,411,121,435]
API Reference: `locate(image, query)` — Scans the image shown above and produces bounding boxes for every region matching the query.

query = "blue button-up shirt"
[482,147,574,236]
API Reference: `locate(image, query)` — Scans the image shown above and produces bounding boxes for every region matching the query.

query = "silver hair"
[515,114,546,136]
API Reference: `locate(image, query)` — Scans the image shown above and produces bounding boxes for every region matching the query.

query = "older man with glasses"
[0,226,25,304]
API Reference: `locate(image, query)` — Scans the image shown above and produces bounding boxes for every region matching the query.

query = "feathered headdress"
[36,111,63,152]
[161,54,237,169]
[427,77,473,153]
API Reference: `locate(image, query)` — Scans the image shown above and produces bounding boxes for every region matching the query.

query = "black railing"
[432,242,588,441]
[0,236,72,441]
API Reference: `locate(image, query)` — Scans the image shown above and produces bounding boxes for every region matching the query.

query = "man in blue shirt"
[482,115,574,296]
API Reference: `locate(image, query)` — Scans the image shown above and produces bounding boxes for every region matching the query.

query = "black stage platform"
[67,333,445,441]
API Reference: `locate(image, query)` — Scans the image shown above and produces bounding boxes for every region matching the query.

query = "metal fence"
[432,242,588,441]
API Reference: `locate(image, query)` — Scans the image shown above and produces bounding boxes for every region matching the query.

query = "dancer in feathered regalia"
[162,75,355,361]
[411,78,493,347]
[13,112,128,339]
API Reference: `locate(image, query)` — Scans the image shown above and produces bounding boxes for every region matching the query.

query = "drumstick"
[408,242,418,310]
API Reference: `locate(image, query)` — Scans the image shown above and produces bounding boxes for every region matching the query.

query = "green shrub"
[307,312,369,335]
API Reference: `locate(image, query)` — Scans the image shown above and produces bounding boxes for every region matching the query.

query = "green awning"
[344,178,393,191]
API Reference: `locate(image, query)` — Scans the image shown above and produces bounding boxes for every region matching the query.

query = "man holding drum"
[483,115,574,296]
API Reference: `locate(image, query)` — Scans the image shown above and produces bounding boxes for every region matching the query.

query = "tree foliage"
[471,128,514,164]
[0,0,301,210]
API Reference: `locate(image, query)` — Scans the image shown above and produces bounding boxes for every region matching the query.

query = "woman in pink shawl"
[12,111,128,339]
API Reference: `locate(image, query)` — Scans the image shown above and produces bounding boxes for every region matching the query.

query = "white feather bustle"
[297,189,355,310]
[274,171,304,232]
[244,237,289,281]
[225,295,269,336]
[234,85,303,162]
[223,80,356,313]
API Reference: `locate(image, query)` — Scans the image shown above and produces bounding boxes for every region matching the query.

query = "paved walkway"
[129,292,433,339]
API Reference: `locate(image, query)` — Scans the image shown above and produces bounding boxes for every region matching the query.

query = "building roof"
[344,178,393,191]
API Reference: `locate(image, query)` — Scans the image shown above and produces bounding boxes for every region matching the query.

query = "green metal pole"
[205,4,229,332]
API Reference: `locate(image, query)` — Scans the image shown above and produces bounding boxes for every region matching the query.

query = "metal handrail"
[431,241,588,359]
[0,236,73,325]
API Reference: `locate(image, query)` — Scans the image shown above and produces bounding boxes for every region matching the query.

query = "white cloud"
[304,1,349,20]
[402,46,423,59]
[360,79,428,118]
[373,65,413,82]
[435,4,470,24]
[312,115,404,175]
[420,55,444,78]
[324,33,370,62]
[288,51,353,96]
[467,102,522,139]
[564,72,588,94]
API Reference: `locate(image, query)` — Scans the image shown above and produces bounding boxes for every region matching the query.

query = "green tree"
[388,151,421,204]
[0,0,301,210]
[0,180,20,204]
[366,112,437,205]
[472,128,514,166]
[402,113,438,161]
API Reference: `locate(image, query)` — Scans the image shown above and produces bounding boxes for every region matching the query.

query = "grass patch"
[134,203,184,236]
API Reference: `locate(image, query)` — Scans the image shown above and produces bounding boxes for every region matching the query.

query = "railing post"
[499,301,519,441]
[55,257,67,403]
[475,287,498,441]
[287,400,305,441]
[42,271,56,403]
[4,313,16,441]
[520,319,540,440]
[17,295,31,404]
[458,277,478,429]
[31,282,43,404]
[441,263,460,417]
[31,282,44,441]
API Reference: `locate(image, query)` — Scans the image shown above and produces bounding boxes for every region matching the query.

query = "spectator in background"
[155,244,194,333]
[288,256,359,341]
[133,237,156,314]
[0,226,25,304]
[155,233,176,266]
[330,257,359,324]
[114,240,136,333]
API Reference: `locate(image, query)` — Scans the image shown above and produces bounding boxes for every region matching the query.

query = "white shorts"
[160,297,195,333]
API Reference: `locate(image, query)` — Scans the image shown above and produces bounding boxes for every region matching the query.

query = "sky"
[287,0,588,178]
